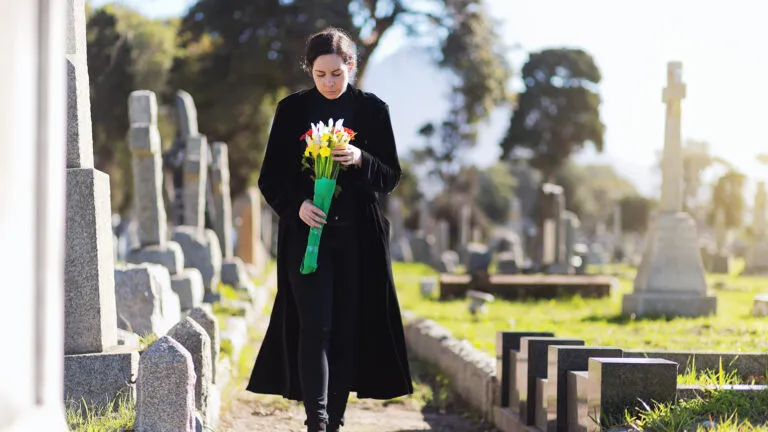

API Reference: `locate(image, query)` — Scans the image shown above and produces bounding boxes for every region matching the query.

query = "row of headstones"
[62,3,258,428]
[389,184,586,276]
[124,89,260,302]
[135,308,219,431]
[388,198,530,275]
[495,331,768,431]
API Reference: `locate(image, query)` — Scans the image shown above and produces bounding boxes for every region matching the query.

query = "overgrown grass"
[392,262,768,355]
[65,393,134,432]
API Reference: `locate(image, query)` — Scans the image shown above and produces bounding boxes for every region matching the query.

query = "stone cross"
[754,182,766,239]
[211,142,233,258]
[129,91,167,248]
[660,61,686,213]
[65,0,117,354]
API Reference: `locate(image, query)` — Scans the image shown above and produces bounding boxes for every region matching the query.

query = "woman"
[246,27,413,432]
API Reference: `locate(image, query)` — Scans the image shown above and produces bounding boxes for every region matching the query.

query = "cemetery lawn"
[392,262,768,355]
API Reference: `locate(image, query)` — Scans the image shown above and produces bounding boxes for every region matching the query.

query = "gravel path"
[217,270,497,432]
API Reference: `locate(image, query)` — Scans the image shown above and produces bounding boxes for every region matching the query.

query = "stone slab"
[172,226,222,292]
[115,263,180,337]
[127,242,184,275]
[622,292,717,318]
[64,347,139,412]
[220,257,250,288]
[172,268,205,311]
[515,337,583,425]
[496,331,554,408]
[623,350,768,379]
[116,329,140,349]
[566,371,589,432]
[586,358,677,427]
[440,274,613,300]
[545,346,622,432]
[753,294,768,317]
[65,168,117,355]
[677,384,768,401]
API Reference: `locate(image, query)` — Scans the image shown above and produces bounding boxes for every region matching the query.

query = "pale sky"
[91,0,768,197]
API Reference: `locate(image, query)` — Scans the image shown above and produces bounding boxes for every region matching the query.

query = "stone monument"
[623,62,716,317]
[64,0,139,410]
[170,91,223,299]
[125,90,204,311]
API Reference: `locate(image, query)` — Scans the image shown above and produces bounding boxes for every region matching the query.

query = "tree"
[708,170,746,230]
[619,195,654,233]
[385,159,424,230]
[169,0,510,198]
[476,162,517,223]
[555,162,638,232]
[87,8,136,213]
[500,48,604,181]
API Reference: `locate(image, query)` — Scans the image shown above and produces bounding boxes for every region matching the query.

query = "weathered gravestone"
[64,0,139,411]
[212,142,261,297]
[623,62,716,317]
[170,91,223,299]
[125,90,205,313]
[168,317,217,428]
[0,2,69,428]
[233,187,267,275]
[115,263,181,337]
[135,336,196,432]
[188,307,220,384]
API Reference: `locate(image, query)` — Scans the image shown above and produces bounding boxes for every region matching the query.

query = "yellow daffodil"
[319,146,331,157]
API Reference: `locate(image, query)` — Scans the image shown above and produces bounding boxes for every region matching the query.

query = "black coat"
[246,85,414,400]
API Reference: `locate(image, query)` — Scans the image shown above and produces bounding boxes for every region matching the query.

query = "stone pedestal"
[64,347,139,412]
[623,212,715,317]
[623,62,716,318]
[172,226,223,294]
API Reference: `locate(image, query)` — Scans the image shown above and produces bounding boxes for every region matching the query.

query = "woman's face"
[312,54,354,100]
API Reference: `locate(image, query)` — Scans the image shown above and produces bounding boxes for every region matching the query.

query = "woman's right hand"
[299,200,326,228]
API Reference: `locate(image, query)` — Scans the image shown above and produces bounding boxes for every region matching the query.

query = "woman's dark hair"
[303,27,357,77]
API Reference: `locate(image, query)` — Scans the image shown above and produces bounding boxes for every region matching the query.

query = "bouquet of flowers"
[299,118,356,274]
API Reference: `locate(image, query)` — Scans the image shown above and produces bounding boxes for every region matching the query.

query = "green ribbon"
[300,177,337,274]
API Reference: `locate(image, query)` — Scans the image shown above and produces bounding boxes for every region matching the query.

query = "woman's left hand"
[332,144,362,167]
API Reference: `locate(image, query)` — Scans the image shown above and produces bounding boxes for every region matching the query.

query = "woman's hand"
[332,144,362,167]
[299,200,326,228]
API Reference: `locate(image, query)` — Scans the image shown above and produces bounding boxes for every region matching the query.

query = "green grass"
[619,389,768,431]
[65,393,134,432]
[392,262,768,355]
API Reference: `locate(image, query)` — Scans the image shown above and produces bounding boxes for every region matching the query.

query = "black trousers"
[288,223,361,428]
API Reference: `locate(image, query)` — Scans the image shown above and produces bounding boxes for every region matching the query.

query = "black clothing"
[286,224,360,428]
[306,87,357,227]
[246,85,413,406]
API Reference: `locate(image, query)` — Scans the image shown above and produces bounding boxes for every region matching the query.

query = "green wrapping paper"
[300,177,337,274]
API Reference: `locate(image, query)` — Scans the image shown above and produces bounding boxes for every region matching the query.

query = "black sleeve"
[354,102,402,194]
[257,102,306,219]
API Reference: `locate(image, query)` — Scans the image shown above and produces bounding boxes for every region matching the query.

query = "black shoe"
[305,419,327,432]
